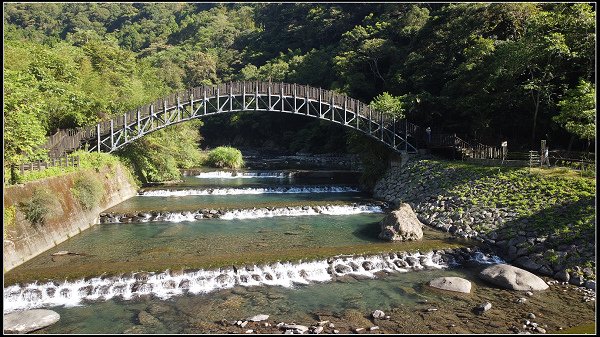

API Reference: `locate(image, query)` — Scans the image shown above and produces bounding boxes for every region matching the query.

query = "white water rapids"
[3,250,468,314]
[139,186,360,196]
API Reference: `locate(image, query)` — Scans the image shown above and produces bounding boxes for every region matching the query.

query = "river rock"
[4,309,60,334]
[138,311,161,326]
[479,264,549,291]
[246,314,269,322]
[379,203,424,241]
[475,302,492,314]
[372,310,385,319]
[429,277,472,293]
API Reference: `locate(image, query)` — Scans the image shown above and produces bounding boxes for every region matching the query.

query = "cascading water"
[5,249,498,314]
[138,186,360,196]
[195,171,290,179]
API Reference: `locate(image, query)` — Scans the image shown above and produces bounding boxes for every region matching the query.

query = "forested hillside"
[4,3,595,168]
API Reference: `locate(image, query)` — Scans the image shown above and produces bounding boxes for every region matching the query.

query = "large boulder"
[4,309,60,334]
[429,276,472,293]
[379,203,424,241]
[479,264,549,291]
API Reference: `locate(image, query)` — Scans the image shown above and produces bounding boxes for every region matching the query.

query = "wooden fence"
[16,155,80,174]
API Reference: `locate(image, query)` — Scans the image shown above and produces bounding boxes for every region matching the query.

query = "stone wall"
[3,164,138,272]
[373,159,596,291]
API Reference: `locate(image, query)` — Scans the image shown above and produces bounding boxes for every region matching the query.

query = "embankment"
[374,159,596,290]
[3,163,137,272]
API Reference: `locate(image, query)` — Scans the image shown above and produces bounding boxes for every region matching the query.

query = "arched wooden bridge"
[44,81,426,157]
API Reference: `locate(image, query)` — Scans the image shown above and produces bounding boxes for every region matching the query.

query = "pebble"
[354,327,365,333]
[535,327,546,333]
[333,330,340,334]
[240,321,248,328]
[426,308,438,312]
[384,316,391,320]
[263,322,270,327]
[369,326,379,331]
[328,323,335,328]
[245,329,253,334]
[526,291,534,297]
[527,313,536,319]
[516,297,527,304]
[372,310,385,319]
[246,314,269,322]
[313,326,323,334]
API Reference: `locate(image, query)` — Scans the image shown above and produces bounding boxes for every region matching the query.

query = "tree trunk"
[531,90,541,148]
[567,134,575,152]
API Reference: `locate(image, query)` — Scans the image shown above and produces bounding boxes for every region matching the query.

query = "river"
[3,169,595,334]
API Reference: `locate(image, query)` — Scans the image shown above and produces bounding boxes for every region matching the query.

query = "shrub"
[22,187,61,226]
[205,146,244,169]
[71,172,105,210]
[4,206,17,239]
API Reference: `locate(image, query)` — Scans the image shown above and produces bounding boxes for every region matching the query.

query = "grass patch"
[5,150,125,185]
[205,146,244,169]
[21,187,61,226]
[71,171,105,210]
[3,206,17,239]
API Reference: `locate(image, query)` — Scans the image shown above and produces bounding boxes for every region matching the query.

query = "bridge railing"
[41,81,423,157]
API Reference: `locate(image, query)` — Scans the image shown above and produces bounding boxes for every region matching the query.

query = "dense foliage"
[22,187,61,226]
[71,172,105,210]
[206,146,245,169]
[3,3,595,170]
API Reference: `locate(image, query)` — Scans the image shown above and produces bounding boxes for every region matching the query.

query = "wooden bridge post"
[137,109,141,135]
[163,99,168,125]
[305,86,309,115]
[293,83,297,113]
[110,119,114,151]
[242,81,246,109]
[190,91,194,115]
[96,124,101,153]
[319,88,323,118]
[343,96,347,124]
[268,83,272,110]
[229,82,233,112]
[203,87,208,115]
[254,81,258,111]
[280,82,284,111]
[216,85,220,112]
[176,96,181,121]
[330,94,335,121]
[123,113,128,143]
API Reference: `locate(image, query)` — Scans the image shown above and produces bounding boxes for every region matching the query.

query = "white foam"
[139,186,360,196]
[219,205,383,220]
[195,171,289,179]
[3,250,453,314]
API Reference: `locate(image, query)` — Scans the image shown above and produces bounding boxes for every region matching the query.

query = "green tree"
[370,92,406,119]
[554,79,595,148]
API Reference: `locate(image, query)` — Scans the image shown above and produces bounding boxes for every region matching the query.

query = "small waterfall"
[195,171,290,179]
[4,249,481,314]
[100,204,384,224]
[470,251,505,265]
[139,186,360,196]
[216,205,383,220]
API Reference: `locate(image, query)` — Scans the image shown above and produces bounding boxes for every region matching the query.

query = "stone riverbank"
[374,159,596,292]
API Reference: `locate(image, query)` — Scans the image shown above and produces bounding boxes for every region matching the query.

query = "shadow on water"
[351,221,383,242]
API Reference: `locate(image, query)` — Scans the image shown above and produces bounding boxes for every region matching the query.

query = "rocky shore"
[374,159,596,291]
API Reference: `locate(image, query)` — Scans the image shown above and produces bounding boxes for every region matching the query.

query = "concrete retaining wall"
[3,164,138,272]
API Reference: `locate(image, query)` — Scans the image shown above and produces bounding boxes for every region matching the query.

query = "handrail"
[40,81,420,157]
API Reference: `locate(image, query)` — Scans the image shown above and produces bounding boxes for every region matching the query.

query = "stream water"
[3,170,595,334]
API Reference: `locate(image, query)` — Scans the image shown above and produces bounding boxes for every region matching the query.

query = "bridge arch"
[46,82,423,156]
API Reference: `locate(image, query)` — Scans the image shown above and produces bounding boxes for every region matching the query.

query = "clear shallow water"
[30,267,597,334]
[4,169,595,334]
[106,192,371,213]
